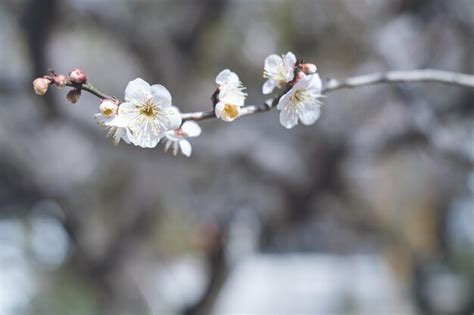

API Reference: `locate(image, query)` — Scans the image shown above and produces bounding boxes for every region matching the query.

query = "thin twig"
[66,82,113,100]
[323,69,474,93]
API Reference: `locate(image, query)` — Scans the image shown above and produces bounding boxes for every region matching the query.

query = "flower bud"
[99,99,119,117]
[300,63,317,75]
[69,68,87,84]
[293,70,306,83]
[53,74,68,88]
[66,88,81,103]
[32,77,50,95]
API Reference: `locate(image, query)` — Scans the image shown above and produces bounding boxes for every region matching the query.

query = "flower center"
[223,104,239,119]
[291,90,310,104]
[140,100,158,117]
[102,108,114,116]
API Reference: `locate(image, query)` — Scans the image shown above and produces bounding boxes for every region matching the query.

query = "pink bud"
[66,88,81,103]
[33,77,50,95]
[54,74,68,88]
[293,70,306,83]
[300,63,317,75]
[99,99,119,117]
[69,68,87,84]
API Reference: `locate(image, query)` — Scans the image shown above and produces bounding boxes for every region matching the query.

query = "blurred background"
[1,0,474,314]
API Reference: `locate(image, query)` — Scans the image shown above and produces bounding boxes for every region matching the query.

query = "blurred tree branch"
[21,0,60,119]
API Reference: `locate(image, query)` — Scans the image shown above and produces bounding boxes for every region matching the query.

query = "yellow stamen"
[223,104,239,119]
[140,100,157,117]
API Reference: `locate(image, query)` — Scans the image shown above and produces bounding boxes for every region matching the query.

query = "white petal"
[284,52,297,67]
[264,54,283,74]
[219,86,246,106]
[111,127,126,145]
[118,102,139,121]
[276,89,292,110]
[179,139,192,157]
[298,105,321,125]
[181,121,201,137]
[164,139,173,152]
[121,128,131,144]
[159,106,182,130]
[279,104,298,129]
[216,69,239,85]
[104,114,129,128]
[172,142,179,156]
[150,84,172,108]
[215,102,224,119]
[307,73,322,92]
[262,79,276,94]
[124,78,151,104]
[130,123,163,148]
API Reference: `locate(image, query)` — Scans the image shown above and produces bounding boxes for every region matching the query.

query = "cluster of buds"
[32,68,87,104]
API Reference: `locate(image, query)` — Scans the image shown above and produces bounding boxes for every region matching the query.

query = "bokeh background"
[1,0,474,314]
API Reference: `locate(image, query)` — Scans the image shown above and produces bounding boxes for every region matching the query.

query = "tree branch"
[51,69,474,122]
[181,69,474,121]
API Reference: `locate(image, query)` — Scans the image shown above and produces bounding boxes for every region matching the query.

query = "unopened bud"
[99,99,119,117]
[69,68,87,84]
[293,70,306,83]
[33,77,50,95]
[300,63,317,75]
[66,88,81,103]
[53,74,68,88]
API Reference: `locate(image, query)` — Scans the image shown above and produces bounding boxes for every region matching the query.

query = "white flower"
[95,99,131,145]
[277,74,323,129]
[164,121,201,157]
[262,51,297,95]
[214,69,247,122]
[118,78,182,148]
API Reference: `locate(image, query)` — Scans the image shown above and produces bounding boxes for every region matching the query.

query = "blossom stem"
[66,82,114,100]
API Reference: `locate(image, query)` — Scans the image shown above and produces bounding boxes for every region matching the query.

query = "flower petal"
[306,73,322,92]
[215,102,224,119]
[264,54,283,75]
[298,105,321,126]
[130,122,163,148]
[262,79,276,94]
[284,52,297,82]
[124,78,151,104]
[164,139,173,152]
[284,52,297,67]
[179,139,192,157]
[159,106,182,130]
[104,114,129,128]
[150,84,172,108]
[279,102,298,129]
[118,102,139,123]
[216,69,240,85]
[181,121,201,137]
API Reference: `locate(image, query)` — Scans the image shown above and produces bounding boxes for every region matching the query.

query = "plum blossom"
[214,69,247,122]
[164,121,202,157]
[262,51,297,94]
[277,73,324,129]
[94,99,131,145]
[118,78,182,148]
